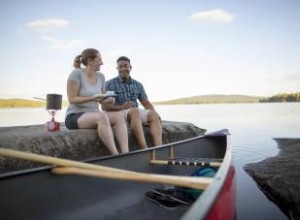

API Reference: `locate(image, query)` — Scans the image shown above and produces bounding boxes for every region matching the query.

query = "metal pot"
[46,94,62,110]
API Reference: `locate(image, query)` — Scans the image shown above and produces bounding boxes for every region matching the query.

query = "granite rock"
[244,138,300,220]
[0,121,206,173]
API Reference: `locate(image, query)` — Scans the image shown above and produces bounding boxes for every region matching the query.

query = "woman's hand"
[94,96,105,103]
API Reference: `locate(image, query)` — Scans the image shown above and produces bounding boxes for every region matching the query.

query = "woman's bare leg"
[106,111,129,153]
[77,112,119,155]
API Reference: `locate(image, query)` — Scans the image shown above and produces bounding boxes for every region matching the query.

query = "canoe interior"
[0,130,233,220]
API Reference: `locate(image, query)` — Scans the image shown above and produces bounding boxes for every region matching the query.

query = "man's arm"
[140,99,161,122]
[101,101,133,111]
[140,99,155,111]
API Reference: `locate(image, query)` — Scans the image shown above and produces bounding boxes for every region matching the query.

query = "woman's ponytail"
[73,55,82,68]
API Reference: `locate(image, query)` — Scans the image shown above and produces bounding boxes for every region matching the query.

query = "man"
[104,56,162,148]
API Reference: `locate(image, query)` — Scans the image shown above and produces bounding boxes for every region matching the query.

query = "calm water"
[1,103,300,219]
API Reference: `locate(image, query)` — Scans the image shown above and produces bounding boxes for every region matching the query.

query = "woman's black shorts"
[65,112,85,130]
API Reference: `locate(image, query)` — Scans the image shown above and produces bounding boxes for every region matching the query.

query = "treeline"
[155,95,262,105]
[259,92,300,103]
[0,99,45,108]
[0,99,68,108]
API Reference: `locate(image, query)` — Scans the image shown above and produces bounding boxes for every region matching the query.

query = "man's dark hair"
[117,56,131,64]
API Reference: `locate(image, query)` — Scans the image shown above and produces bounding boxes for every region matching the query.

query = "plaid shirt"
[105,76,148,107]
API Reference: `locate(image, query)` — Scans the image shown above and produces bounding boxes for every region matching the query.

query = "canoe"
[0,129,236,220]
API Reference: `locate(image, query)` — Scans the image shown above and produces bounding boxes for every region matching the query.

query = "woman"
[65,48,128,154]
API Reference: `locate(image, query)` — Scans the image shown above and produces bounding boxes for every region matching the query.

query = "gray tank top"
[65,68,105,117]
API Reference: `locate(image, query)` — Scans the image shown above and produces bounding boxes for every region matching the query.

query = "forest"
[259,92,300,103]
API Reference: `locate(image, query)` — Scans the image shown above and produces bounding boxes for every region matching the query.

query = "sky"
[1,0,300,102]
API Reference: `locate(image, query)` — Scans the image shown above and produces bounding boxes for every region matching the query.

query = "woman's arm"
[67,80,95,104]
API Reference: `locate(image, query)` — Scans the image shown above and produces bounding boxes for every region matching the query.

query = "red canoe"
[0,129,236,220]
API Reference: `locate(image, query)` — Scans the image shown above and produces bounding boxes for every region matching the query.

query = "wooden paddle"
[0,148,212,190]
[0,148,133,174]
[52,167,212,190]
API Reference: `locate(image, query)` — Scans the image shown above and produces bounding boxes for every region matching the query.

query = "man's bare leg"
[128,108,147,149]
[147,111,162,146]
[106,111,129,153]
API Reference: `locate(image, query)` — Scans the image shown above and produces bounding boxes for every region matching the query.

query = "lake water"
[1,103,300,219]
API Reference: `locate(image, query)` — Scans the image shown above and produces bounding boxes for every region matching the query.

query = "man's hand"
[121,101,133,110]
[95,97,115,104]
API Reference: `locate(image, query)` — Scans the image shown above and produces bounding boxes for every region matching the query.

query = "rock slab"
[0,121,206,173]
[244,138,300,220]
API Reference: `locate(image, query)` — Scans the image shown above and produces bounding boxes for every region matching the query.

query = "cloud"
[25,18,70,33]
[42,36,86,50]
[286,73,300,81]
[188,9,234,25]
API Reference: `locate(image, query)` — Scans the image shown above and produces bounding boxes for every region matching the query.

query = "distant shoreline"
[0,99,68,109]
[0,97,299,109]
[1,94,299,108]
[154,93,299,105]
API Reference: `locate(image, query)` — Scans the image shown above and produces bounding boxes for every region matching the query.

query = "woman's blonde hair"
[73,48,99,68]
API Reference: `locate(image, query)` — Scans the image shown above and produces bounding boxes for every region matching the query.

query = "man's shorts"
[122,108,150,124]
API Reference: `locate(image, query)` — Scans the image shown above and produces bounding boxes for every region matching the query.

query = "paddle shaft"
[0,148,133,174]
[52,167,212,190]
[0,148,213,190]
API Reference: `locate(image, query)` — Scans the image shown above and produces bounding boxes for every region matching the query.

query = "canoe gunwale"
[181,129,234,219]
[0,130,230,180]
